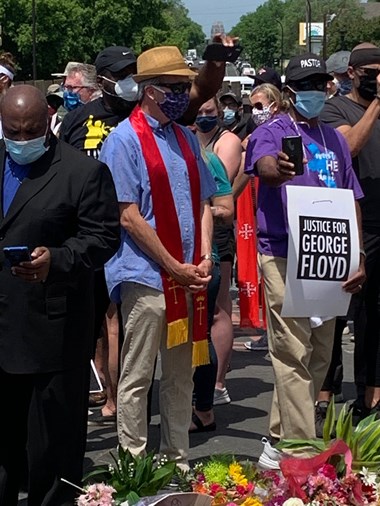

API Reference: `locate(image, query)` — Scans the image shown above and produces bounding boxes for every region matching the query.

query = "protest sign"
[281,186,359,317]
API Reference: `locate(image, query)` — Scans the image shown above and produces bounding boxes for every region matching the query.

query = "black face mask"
[357,75,378,101]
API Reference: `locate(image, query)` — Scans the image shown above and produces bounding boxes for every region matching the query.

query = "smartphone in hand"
[282,135,304,175]
[202,43,243,63]
[3,246,32,267]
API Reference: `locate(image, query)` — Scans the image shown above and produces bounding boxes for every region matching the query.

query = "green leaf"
[126,490,141,505]
[277,439,326,452]
[323,398,336,443]
[83,466,111,481]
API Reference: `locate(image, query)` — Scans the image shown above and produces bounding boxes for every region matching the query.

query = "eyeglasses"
[290,80,327,92]
[63,85,90,93]
[155,82,192,94]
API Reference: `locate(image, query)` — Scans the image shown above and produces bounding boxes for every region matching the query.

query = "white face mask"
[101,75,139,101]
[251,102,274,126]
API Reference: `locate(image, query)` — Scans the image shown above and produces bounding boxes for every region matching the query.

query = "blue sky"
[183,0,265,38]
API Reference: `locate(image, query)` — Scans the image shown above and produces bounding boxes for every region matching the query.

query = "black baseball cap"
[285,53,332,83]
[95,46,137,75]
[250,67,282,90]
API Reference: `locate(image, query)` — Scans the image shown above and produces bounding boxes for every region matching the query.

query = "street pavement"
[84,302,356,471]
[18,301,356,504]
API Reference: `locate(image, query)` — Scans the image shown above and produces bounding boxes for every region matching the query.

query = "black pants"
[321,318,345,393]
[193,264,221,411]
[0,364,90,506]
[354,230,380,391]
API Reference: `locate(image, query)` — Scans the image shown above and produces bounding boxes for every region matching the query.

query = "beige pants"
[260,255,335,440]
[118,282,193,466]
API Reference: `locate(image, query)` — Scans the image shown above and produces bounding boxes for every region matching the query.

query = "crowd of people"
[0,37,379,505]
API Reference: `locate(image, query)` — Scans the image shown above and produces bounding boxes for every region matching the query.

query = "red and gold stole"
[130,106,209,366]
[236,177,266,329]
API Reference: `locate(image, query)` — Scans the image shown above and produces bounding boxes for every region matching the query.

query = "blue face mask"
[223,108,236,125]
[338,78,352,96]
[290,89,326,119]
[63,90,83,111]
[4,134,49,165]
[195,115,218,133]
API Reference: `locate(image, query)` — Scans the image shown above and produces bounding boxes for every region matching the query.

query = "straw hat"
[134,46,197,83]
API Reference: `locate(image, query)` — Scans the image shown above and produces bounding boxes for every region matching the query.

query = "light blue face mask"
[223,108,236,125]
[4,134,49,165]
[289,88,326,119]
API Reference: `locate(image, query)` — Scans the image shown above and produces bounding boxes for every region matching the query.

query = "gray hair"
[137,77,161,101]
[66,63,98,90]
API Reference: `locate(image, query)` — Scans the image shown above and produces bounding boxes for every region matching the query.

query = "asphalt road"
[18,301,356,504]
[84,307,356,469]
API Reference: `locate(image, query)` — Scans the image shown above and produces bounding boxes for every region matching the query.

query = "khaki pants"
[118,282,193,466]
[260,255,335,440]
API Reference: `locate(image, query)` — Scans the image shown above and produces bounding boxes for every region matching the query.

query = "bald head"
[1,84,47,116]
[1,85,49,141]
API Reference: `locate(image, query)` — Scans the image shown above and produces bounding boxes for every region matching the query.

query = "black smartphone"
[202,43,243,63]
[282,135,304,175]
[3,246,32,266]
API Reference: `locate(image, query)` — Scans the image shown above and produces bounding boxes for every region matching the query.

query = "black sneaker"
[315,401,329,438]
[350,398,380,425]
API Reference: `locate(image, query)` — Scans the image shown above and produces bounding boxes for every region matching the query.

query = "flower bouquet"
[77,447,176,505]
[185,455,265,506]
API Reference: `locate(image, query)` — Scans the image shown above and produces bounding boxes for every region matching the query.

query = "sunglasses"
[251,102,267,110]
[290,80,327,92]
[155,82,192,94]
[357,67,380,79]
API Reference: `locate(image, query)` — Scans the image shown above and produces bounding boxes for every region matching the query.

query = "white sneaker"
[214,387,231,405]
[258,437,282,470]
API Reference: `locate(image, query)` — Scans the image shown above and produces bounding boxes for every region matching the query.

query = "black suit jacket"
[0,136,120,374]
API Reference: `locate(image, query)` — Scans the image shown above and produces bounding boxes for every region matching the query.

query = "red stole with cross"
[236,177,266,329]
[129,106,209,366]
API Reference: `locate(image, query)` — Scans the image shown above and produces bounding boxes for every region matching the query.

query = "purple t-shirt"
[244,114,363,258]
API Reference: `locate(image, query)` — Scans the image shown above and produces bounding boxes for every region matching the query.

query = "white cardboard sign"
[281,186,359,317]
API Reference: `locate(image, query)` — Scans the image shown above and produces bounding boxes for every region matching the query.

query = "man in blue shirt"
[100,46,216,468]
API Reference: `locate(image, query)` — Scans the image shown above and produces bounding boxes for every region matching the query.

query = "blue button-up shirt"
[99,113,217,303]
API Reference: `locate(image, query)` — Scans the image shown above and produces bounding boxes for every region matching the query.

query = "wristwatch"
[201,253,214,266]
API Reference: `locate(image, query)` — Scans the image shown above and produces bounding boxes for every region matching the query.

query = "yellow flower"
[240,497,263,506]
[228,463,248,486]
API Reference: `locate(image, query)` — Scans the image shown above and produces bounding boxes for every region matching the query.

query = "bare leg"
[101,303,119,416]
[212,261,233,390]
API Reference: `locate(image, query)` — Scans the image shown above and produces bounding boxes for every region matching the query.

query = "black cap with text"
[285,53,332,83]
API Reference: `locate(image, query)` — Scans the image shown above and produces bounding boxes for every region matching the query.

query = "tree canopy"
[0,0,205,79]
[231,0,380,69]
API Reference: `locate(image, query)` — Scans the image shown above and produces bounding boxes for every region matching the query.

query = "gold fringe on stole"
[167,317,189,349]
[192,339,210,367]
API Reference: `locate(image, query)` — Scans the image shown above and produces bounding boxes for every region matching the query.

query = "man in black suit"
[0,85,120,505]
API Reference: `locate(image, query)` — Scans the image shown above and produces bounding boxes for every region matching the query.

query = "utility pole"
[275,19,284,75]
[32,0,37,81]
[306,0,312,52]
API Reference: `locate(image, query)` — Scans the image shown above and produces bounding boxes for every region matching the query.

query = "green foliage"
[231,0,380,69]
[277,400,380,472]
[84,447,176,506]
[0,0,204,79]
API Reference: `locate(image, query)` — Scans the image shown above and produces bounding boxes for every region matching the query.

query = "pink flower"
[76,483,116,506]
[319,463,337,481]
